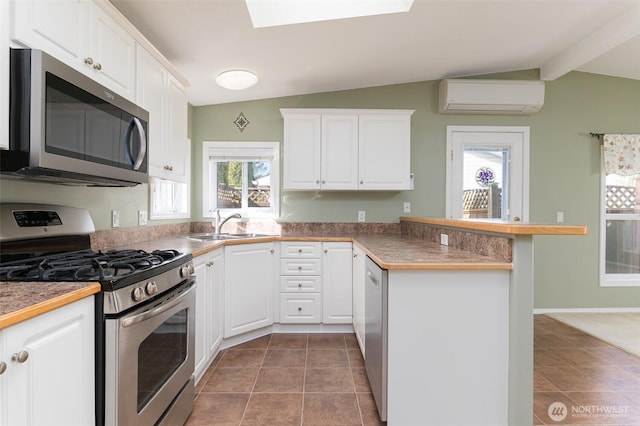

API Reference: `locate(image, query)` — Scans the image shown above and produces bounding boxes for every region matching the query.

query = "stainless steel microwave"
[1,48,149,186]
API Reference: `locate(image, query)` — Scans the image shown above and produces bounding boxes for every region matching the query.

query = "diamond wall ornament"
[234,112,249,132]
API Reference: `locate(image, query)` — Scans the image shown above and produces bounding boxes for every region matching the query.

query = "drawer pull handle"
[12,351,29,363]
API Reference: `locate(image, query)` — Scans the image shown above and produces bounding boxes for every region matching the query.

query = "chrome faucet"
[215,211,242,234]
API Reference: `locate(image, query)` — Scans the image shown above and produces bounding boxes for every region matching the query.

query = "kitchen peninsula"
[0,217,587,426]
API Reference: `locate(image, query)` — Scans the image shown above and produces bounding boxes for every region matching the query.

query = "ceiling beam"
[540,5,640,80]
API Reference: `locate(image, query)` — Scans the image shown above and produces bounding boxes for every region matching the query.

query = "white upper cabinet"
[282,113,322,189]
[1,0,11,150]
[359,113,412,190]
[321,114,359,190]
[281,109,414,191]
[137,47,190,183]
[11,0,89,67]
[88,2,135,99]
[12,0,135,100]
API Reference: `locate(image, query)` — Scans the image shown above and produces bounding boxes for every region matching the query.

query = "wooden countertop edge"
[401,217,588,235]
[0,283,101,329]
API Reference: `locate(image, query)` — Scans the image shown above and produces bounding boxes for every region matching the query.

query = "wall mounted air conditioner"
[438,79,545,115]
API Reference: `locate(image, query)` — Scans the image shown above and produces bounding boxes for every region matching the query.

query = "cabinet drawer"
[280,242,322,258]
[281,258,322,275]
[280,293,321,323]
[280,276,322,292]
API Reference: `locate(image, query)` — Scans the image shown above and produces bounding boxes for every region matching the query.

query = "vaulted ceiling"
[111,0,640,106]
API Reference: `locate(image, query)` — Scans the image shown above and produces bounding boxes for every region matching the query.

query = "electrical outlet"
[111,210,120,228]
[403,202,411,213]
[556,211,564,223]
[358,211,366,222]
[138,210,148,226]
[440,234,449,246]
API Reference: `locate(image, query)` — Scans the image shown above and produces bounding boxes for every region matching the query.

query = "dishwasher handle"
[367,270,380,288]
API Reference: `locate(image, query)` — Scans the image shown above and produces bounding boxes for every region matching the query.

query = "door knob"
[513,216,521,222]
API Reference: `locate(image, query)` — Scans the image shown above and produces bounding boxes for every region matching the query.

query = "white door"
[446,126,529,222]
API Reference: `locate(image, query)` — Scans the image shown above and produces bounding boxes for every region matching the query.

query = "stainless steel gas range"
[0,203,196,426]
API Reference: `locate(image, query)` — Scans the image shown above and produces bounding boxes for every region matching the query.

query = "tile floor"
[186,333,383,426]
[534,314,640,425]
[186,317,640,426]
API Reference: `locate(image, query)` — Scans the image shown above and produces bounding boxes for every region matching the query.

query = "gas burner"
[0,248,183,283]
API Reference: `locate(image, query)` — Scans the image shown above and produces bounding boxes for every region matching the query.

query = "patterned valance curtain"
[603,134,640,175]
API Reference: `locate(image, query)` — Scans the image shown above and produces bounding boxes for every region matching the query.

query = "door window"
[446,126,529,222]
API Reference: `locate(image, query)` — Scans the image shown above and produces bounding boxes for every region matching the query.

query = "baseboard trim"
[534,307,640,314]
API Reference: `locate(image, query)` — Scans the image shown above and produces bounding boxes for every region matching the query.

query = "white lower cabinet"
[352,244,366,355]
[322,242,353,324]
[278,241,353,325]
[224,242,275,337]
[193,248,223,384]
[279,242,322,323]
[0,297,94,426]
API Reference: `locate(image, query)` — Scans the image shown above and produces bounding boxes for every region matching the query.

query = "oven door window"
[137,308,188,412]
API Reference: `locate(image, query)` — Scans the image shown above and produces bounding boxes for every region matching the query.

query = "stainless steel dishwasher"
[364,256,388,421]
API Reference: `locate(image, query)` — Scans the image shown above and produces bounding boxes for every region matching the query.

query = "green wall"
[1,69,638,309]
[191,70,640,309]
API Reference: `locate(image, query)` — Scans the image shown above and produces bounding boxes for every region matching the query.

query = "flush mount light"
[215,70,258,90]
[245,0,414,28]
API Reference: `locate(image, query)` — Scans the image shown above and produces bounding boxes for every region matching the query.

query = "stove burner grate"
[0,248,181,282]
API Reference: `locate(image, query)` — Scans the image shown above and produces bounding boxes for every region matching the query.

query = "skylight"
[245,0,414,28]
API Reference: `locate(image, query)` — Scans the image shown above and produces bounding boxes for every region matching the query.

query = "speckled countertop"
[0,281,101,329]
[0,232,510,329]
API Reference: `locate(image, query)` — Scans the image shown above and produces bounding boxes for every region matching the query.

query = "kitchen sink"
[184,232,273,241]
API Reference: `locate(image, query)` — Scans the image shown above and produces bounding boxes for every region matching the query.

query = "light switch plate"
[138,210,148,226]
[112,210,120,228]
[403,202,411,213]
[440,234,449,246]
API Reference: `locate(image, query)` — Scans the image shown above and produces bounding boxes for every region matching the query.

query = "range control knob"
[145,281,158,296]
[180,263,195,278]
[132,287,144,302]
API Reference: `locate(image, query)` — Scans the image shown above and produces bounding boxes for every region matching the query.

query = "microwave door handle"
[125,117,147,171]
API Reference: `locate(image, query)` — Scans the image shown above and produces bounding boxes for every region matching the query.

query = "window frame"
[202,141,280,219]
[599,150,640,287]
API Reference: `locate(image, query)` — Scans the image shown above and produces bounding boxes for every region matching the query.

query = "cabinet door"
[358,114,411,190]
[321,114,359,190]
[224,243,275,337]
[1,0,11,150]
[137,46,167,178]
[283,113,321,189]
[193,249,224,383]
[323,242,353,324]
[89,3,135,100]
[352,245,366,355]
[11,0,89,67]
[4,297,94,426]
[165,75,190,182]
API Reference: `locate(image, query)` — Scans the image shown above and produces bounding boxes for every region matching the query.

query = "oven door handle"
[122,281,194,328]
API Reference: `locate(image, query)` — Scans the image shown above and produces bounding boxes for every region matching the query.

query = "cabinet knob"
[0,362,6,375]
[324,249,328,254]
[298,266,302,271]
[270,249,275,254]
[315,180,320,184]
[298,307,302,312]
[12,351,29,364]
[93,62,102,71]
[298,249,302,253]
[298,283,302,287]
[321,180,326,184]
[360,180,364,185]
[84,57,94,65]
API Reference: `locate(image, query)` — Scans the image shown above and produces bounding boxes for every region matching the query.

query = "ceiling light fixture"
[215,70,258,90]
[245,0,414,28]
